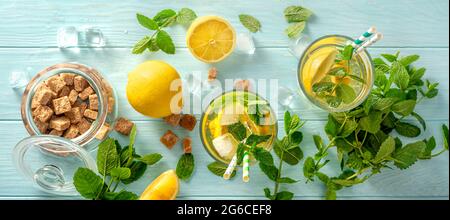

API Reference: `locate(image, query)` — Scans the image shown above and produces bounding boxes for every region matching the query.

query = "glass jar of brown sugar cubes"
[20,63,118,151]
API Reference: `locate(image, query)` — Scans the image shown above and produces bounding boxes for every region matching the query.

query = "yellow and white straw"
[242,151,250,183]
[356,33,383,54]
[223,155,237,180]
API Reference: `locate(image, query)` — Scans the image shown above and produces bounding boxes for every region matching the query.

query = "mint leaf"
[273,139,303,165]
[303,157,316,181]
[153,9,177,27]
[338,45,355,61]
[284,6,313,22]
[263,188,274,200]
[284,111,292,135]
[442,124,449,150]
[207,162,236,179]
[290,131,303,145]
[147,38,159,52]
[411,112,426,130]
[97,138,120,176]
[395,122,421,138]
[73,168,104,199]
[410,67,426,82]
[285,22,306,39]
[228,122,247,141]
[110,167,131,180]
[176,8,197,25]
[359,110,383,134]
[313,135,324,151]
[391,61,410,90]
[111,190,139,200]
[138,153,163,165]
[393,141,426,169]
[252,147,274,166]
[136,13,159,30]
[399,55,420,67]
[373,98,396,112]
[381,54,397,62]
[312,82,335,93]
[156,30,175,54]
[176,153,195,181]
[132,36,152,54]
[392,100,416,116]
[239,14,261,33]
[245,134,271,146]
[325,114,340,136]
[340,119,358,138]
[326,96,343,108]
[336,83,356,104]
[373,136,395,163]
[419,136,437,159]
[277,177,298,184]
[275,191,294,200]
[121,161,147,184]
[259,162,278,181]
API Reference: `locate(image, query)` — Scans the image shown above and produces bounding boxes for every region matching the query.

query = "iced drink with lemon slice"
[200,91,277,164]
[298,35,374,112]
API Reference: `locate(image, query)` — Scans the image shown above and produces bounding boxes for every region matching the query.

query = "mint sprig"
[133,8,197,55]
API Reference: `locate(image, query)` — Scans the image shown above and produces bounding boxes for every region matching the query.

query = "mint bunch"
[133,8,197,55]
[73,126,163,200]
[303,51,448,200]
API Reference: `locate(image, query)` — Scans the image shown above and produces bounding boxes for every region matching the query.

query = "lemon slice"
[186,16,236,63]
[302,47,338,93]
[139,170,179,200]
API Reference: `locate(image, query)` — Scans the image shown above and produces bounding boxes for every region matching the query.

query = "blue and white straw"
[356,33,384,53]
[351,26,377,49]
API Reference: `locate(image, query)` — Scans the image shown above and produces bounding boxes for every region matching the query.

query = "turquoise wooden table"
[0,0,448,200]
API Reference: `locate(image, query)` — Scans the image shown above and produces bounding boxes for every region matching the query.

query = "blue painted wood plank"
[0,0,448,47]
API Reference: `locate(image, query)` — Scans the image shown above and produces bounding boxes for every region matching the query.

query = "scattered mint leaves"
[133,8,197,55]
[239,14,261,33]
[138,153,163,165]
[207,161,236,179]
[176,153,195,181]
[283,6,313,38]
[285,22,306,39]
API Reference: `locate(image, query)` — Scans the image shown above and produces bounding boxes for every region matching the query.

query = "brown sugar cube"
[114,117,134,136]
[160,130,179,149]
[107,96,115,113]
[45,75,66,93]
[83,109,98,120]
[79,102,88,116]
[33,105,54,123]
[89,94,99,110]
[79,86,94,101]
[52,96,72,115]
[49,129,63,137]
[74,76,88,92]
[60,73,75,86]
[234,79,251,91]
[31,86,55,108]
[58,86,70,97]
[34,117,49,134]
[49,116,71,131]
[163,114,182,127]
[179,114,197,131]
[68,90,79,105]
[64,125,79,139]
[95,124,110,140]
[65,107,82,124]
[183,137,192,154]
[77,118,92,134]
[208,67,218,81]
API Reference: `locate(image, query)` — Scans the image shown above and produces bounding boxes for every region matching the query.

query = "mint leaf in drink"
[176,8,197,25]
[138,153,163,165]
[326,96,343,108]
[347,75,365,84]
[73,168,104,200]
[207,161,236,178]
[239,14,261,33]
[136,13,159,30]
[395,122,421,137]
[393,141,426,169]
[336,83,356,104]
[390,61,410,90]
[392,100,416,116]
[153,9,177,27]
[132,36,152,54]
[97,138,120,176]
[110,167,131,180]
[245,134,271,146]
[373,136,395,163]
[156,30,175,54]
[236,143,247,165]
[285,22,306,39]
[399,54,420,66]
[337,45,355,61]
[121,161,147,184]
[228,122,247,141]
[176,153,195,181]
[312,82,335,93]
[284,6,313,23]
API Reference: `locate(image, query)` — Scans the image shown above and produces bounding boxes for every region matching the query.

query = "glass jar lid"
[12,135,97,196]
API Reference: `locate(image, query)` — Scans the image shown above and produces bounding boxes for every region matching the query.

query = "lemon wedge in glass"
[302,47,338,93]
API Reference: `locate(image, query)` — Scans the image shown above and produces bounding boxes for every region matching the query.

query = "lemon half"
[186,16,236,63]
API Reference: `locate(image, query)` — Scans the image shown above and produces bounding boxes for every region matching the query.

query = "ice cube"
[212,133,239,160]
[82,26,105,47]
[9,71,29,89]
[278,86,295,107]
[235,32,256,55]
[57,26,79,48]
[288,34,312,59]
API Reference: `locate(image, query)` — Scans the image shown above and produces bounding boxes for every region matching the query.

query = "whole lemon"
[126,61,183,118]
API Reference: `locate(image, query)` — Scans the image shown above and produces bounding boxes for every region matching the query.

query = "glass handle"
[34,164,65,191]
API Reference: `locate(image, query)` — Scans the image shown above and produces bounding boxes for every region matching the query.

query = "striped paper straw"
[223,155,237,180]
[351,26,377,48]
[356,33,383,54]
[242,151,250,183]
